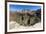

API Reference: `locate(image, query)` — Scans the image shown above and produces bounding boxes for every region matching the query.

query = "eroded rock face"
[10,9,41,26]
[15,12,40,26]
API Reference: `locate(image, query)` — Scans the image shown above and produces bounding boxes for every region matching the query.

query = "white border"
[7,2,43,32]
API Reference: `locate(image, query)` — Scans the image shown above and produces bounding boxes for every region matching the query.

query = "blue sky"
[9,4,41,12]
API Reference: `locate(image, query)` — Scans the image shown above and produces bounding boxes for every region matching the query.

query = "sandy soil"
[7,21,43,32]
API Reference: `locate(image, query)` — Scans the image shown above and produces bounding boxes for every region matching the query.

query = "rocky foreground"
[8,21,43,32]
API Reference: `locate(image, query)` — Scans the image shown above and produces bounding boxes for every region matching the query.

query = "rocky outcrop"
[9,9,41,26]
[15,12,40,26]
